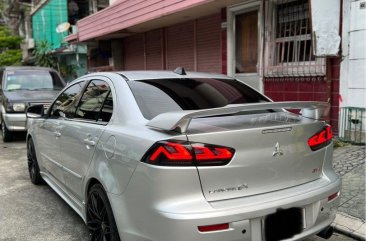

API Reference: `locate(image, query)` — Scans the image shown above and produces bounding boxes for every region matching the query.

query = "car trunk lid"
[185,112,326,201]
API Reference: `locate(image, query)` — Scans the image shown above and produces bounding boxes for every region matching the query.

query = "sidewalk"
[332,145,365,240]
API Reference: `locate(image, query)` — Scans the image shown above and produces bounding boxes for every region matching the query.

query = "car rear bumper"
[108,172,341,241]
[3,113,26,131]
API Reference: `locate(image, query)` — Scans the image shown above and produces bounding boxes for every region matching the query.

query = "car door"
[37,80,86,185]
[59,78,113,200]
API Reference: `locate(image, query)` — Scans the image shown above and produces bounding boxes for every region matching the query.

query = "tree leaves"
[0,26,22,66]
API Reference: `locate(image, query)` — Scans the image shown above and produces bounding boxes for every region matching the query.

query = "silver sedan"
[26,70,341,241]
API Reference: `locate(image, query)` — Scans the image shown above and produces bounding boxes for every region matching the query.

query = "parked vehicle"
[26,69,340,241]
[0,66,65,142]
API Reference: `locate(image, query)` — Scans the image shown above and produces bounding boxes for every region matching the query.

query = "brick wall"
[264,57,341,134]
[329,58,341,135]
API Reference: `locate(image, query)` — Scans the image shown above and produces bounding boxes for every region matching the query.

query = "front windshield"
[4,70,64,91]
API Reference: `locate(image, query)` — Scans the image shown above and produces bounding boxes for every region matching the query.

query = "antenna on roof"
[173,67,186,75]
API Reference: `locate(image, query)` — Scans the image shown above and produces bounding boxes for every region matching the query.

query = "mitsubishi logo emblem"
[272,142,284,157]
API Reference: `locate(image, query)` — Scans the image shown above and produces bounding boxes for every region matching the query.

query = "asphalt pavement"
[0,134,363,241]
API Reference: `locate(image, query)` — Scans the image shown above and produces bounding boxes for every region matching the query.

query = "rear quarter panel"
[84,124,188,196]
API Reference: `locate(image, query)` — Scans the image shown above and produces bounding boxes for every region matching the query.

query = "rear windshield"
[128,78,269,120]
[4,70,64,91]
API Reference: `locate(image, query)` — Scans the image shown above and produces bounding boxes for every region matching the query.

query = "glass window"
[99,91,113,122]
[50,81,85,118]
[75,80,111,122]
[4,70,64,91]
[128,78,268,120]
[263,0,325,77]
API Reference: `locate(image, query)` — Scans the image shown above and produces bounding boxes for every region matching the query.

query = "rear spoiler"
[146,101,330,133]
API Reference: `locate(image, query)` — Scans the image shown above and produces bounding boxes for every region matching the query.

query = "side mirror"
[26,104,46,118]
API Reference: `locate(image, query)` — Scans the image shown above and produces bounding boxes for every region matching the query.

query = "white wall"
[341,0,366,108]
[340,0,366,140]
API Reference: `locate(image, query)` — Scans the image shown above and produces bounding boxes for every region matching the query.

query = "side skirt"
[40,171,86,223]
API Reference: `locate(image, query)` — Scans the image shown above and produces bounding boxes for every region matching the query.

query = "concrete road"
[0,136,356,241]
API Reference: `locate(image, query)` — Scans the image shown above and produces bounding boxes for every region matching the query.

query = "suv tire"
[1,117,12,142]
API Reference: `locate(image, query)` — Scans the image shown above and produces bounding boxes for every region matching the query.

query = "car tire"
[87,184,121,241]
[1,117,12,142]
[27,138,43,185]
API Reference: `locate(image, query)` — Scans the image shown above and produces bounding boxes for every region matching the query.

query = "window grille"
[263,0,326,77]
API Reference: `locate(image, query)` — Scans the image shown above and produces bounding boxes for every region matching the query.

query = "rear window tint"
[128,78,268,120]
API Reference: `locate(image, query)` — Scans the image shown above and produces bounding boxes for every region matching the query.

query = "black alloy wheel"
[1,117,12,142]
[87,184,121,241]
[27,138,43,184]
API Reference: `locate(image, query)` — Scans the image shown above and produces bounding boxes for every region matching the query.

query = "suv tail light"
[142,141,235,166]
[308,124,333,151]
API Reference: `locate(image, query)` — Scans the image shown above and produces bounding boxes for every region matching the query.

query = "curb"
[333,213,366,241]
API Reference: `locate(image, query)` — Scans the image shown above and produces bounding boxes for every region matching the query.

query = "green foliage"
[333,138,350,149]
[33,40,56,68]
[0,26,22,66]
[59,63,77,79]
[0,50,22,66]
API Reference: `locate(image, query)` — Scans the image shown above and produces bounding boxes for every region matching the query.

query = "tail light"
[308,124,333,151]
[142,141,235,166]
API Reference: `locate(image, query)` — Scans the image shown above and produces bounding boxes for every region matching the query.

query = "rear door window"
[128,78,268,120]
[75,80,112,122]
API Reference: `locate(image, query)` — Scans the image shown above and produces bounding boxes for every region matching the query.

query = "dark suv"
[0,66,65,142]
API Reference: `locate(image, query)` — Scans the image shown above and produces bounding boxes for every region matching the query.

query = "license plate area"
[264,208,304,241]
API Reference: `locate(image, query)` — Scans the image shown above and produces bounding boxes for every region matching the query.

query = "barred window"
[275,1,314,63]
[264,0,325,77]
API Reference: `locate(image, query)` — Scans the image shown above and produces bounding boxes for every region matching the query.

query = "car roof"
[115,70,234,81]
[0,66,56,71]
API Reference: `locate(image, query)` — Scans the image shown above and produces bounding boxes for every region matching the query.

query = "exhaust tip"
[317,226,334,239]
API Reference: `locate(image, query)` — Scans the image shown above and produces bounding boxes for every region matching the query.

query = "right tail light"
[308,124,333,151]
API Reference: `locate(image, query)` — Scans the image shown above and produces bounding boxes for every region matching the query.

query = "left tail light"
[308,124,333,151]
[142,140,235,166]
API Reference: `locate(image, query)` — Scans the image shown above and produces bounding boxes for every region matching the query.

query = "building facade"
[339,0,366,143]
[67,0,356,135]
[31,0,91,81]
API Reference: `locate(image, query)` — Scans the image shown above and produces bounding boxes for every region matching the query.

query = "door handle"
[83,138,96,147]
